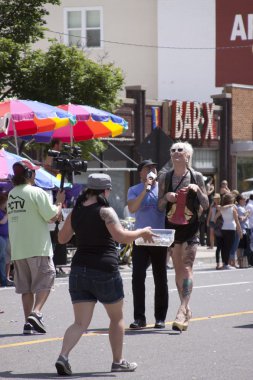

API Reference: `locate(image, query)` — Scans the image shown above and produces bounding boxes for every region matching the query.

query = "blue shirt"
[127,182,165,229]
[0,209,8,237]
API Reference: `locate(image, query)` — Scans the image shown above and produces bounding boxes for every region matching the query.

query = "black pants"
[132,244,168,321]
[221,230,235,265]
[215,236,222,264]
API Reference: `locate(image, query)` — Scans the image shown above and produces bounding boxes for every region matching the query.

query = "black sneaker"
[111,359,137,372]
[6,279,14,287]
[23,322,35,335]
[55,355,72,376]
[154,320,165,329]
[27,312,46,333]
[129,319,146,329]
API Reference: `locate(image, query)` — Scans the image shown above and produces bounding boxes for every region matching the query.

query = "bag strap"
[164,167,197,193]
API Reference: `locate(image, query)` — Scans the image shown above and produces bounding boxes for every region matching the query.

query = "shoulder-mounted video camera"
[47,144,87,178]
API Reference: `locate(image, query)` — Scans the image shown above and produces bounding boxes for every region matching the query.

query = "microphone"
[146,171,157,192]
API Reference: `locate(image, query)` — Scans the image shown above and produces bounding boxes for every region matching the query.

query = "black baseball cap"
[137,159,157,172]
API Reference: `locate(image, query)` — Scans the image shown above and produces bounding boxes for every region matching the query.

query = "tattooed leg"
[180,243,197,308]
[171,243,197,331]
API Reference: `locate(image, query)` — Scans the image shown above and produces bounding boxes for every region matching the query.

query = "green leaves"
[2,42,124,111]
[0,0,60,44]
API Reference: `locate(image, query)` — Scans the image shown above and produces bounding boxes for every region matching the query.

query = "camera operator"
[44,138,63,176]
[127,159,168,329]
[44,139,67,276]
[45,141,88,277]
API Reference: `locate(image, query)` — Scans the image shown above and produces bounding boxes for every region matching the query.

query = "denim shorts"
[69,266,124,304]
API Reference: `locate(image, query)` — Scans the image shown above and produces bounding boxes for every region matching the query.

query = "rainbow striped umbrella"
[21,103,128,143]
[0,99,75,138]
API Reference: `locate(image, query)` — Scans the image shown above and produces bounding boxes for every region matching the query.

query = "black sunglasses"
[170,148,184,153]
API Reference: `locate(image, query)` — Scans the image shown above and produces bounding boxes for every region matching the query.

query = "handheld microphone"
[146,171,157,192]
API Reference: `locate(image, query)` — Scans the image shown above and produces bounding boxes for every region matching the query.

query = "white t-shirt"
[246,200,253,229]
[7,184,58,260]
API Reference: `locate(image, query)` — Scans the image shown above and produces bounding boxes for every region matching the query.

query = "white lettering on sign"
[171,101,216,141]
[230,14,253,40]
[174,100,183,139]
[203,103,215,139]
[193,102,201,140]
[249,14,253,39]
[183,101,192,139]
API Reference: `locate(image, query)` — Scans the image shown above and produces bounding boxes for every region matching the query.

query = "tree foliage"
[0,1,125,160]
[10,43,124,111]
[0,0,60,44]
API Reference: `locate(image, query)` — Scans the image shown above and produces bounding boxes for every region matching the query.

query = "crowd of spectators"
[200,177,253,269]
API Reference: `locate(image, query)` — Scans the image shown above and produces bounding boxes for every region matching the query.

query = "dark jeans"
[132,244,168,321]
[215,236,222,264]
[221,230,236,265]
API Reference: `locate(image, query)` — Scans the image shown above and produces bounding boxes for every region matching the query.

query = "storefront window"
[237,157,253,193]
[192,149,218,172]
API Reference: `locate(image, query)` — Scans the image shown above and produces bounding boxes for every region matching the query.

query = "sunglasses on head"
[170,148,184,153]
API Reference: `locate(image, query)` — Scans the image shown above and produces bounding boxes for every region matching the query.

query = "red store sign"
[216,0,253,86]
[171,100,217,141]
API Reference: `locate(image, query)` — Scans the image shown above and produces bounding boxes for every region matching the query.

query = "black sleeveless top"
[71,203,118,272]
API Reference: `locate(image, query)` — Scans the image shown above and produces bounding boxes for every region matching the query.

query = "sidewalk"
[57,244,217,276]
[194,245,216,267]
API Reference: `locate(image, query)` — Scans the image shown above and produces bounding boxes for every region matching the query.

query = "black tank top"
[71,203,118,272]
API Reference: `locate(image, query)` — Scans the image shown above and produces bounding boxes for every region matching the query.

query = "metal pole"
[106,141,138,166]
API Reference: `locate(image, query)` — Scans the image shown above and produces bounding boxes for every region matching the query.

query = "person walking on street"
[214,193,242,270]
[158,142,209,332]
[55,173,156,375]
[7,160,65,335]
[206,193,221,249]
[127,160,168,329]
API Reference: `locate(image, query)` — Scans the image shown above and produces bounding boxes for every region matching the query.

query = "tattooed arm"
[100,207,156,244]
[188,172,209,211]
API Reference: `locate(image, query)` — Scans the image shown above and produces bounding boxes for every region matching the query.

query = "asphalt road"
[1,263,253,380]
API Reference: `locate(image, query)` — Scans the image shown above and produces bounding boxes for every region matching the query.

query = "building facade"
[30,1,253,213]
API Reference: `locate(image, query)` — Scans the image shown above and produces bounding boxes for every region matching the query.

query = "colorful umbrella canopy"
[21,103,128,143]
[0,148,71,190]
[0,99,75,138]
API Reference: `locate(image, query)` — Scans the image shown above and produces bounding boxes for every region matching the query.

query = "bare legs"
[22,290,51,321]
[104,300,124,363]
[171,242,197,330]
[60,299,125,363]
[60,302,95,357]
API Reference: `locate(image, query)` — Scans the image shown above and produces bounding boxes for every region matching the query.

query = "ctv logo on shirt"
[8,195,26,213]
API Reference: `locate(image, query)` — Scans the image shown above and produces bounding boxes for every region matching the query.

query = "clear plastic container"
[135,229,175,247]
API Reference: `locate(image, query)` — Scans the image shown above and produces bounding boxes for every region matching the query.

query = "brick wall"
[228,87,253,141]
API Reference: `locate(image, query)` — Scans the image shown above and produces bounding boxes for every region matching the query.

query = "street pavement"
[1,247,253,380]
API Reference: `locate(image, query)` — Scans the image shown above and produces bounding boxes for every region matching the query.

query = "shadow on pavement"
[233,323,253,329]
[0,371,115,379]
